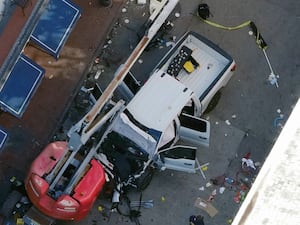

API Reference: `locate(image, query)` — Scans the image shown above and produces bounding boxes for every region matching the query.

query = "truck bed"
[156,31,234,101]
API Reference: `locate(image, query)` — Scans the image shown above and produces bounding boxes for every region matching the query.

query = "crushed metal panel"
[232,98,300,225]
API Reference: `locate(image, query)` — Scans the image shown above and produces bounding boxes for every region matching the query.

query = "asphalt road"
[57,0,300,225]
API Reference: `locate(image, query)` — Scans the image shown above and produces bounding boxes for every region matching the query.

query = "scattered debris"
[94,57,100,64]
[94,70,103,79]
[205,182,212,187]
[234,190,246,203]
[242,158,256,171]
[225,120,231,125]
[199,186,205,191]
[137,0,146,4]
[194,197,218,217]
[231,114,237,119]
[124,18,130,24]
[122,7,127,13]
[210,175,225,185]
[274,114,284,128]
[225,177,235,185]
[189,215,205,225]
[165,41,176,47]
[207,189,217,202]
[161,196,166,202]
[138,59,143,64]
[227,218,233,224]
[219,186,226,194]
[130,200,154,209]
[175,12,180,18]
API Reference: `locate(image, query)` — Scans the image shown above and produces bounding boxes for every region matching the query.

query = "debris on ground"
[194,197,218,217]
[219,186,226,194]
[207,189,217,202]
[189,214,205,225]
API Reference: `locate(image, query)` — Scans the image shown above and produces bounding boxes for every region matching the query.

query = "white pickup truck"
[70,30,236,190]
[96,31,236,189]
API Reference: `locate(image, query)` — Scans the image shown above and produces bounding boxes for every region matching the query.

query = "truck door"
[159,145,198,173]
[178,113,210,147]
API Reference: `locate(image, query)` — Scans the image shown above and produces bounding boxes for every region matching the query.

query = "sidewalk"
[0,0,124,205]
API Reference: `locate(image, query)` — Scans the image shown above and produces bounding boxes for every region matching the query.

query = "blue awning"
[0,54,45,118]
[0,127,8,150]
[30,0,81,58]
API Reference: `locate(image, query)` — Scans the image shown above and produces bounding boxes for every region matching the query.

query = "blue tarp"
[0,54,45,118]
[30,0,81,58]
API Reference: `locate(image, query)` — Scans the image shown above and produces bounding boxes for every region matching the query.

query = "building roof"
[232,98,300,225]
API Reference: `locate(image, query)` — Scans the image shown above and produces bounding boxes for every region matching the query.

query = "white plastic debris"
[231,114,237,119]
[124,18,130,24]
[225,120,231,125]
[175,12,180,18]
[215,121,219,125]
[277,109,281,114]
[211,189,217,196]
[94,70,102,79]
[199,186,205,191]
[268,73,279,87]
[248,30,253,36]
[219,187,226,194]
[122,8,127,13]
[254,161,261,167]
[242,158,256,170]
[166,41,175,47]
[107,39,112,44]
[224,133,228,137]
[205,182,212,187]
[138,59,143,64]
[137,0,146,4]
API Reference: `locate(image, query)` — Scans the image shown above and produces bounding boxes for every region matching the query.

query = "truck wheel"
[136,168,154,191]
[204,90,222,114]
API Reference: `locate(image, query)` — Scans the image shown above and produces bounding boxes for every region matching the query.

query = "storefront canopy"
[30,0,81,58]
[0,54,44,118]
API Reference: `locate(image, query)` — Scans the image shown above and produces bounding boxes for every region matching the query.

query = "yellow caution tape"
[199,16,251,30]
[197,15,268,50]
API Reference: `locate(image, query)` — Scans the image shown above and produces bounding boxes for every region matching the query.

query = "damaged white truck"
[25,7,235,221]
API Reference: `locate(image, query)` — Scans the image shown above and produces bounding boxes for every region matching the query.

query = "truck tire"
[0,190,22,217]
[136,168,154,191]
[204,90,222,114]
